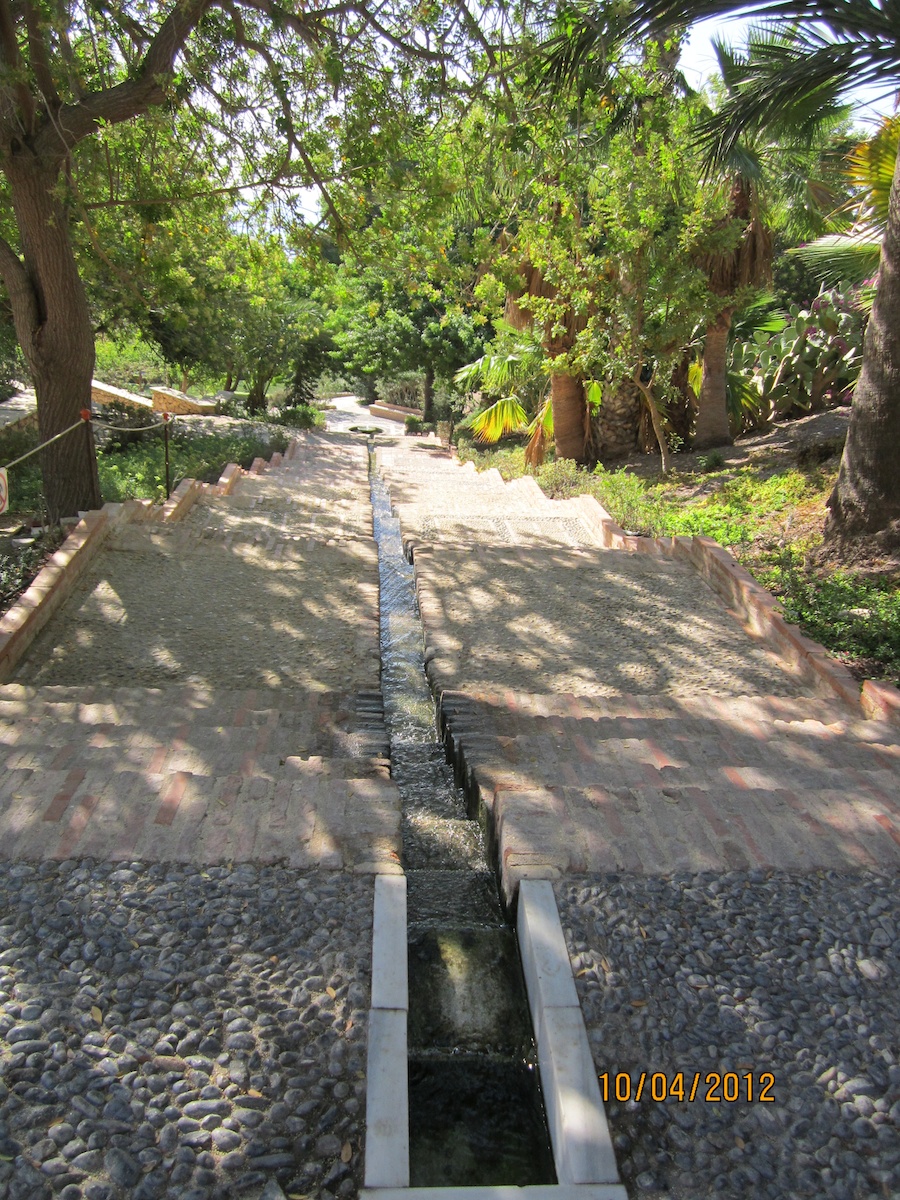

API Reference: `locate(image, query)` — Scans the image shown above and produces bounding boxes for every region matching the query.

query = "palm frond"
[848,115,900,228]
[466,395,529,443]
[789,234,882,285]
[524,396,554,467]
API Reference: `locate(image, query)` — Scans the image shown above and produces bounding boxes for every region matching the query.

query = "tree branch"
[0,230,39,339]
[37,0,214,153]
[0,0,37,133]
[23,1,61,110]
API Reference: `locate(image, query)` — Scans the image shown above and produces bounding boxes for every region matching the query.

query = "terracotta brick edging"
[0,503,127,682]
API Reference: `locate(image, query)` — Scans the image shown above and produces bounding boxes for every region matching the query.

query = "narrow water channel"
[369,446,556,1187]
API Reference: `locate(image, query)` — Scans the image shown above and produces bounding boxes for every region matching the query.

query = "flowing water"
[369,449,556,1186]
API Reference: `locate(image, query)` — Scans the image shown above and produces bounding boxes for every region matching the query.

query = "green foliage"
[1,529,66,614]
[0,427,43,516]
[94,401,162,452]
[98,429,290,503]
[698,450,726,472]
[729,285,865,429]
[268,403,324,430]
[404,415,424,434]
[755,551,900,686]
[93,333,166,393]
[376,375,424,410]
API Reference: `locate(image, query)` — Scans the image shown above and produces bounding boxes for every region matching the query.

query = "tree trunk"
[825,148,900,549]
[2,154,101,521]
[422,366,435,423]
[695,307,735,450]
[593,381,642,461]
[551,371,589,463]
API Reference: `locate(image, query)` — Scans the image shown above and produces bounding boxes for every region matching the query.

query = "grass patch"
[458,440,900,687]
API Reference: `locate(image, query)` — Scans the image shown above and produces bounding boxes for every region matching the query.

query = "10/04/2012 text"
[599,1071,775,1103]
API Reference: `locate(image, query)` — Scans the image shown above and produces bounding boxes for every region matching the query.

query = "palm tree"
[620,0,900,546]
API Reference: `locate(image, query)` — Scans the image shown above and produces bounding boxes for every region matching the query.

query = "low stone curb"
[0,503,124,682]
[158,475,203,523]
[0,438,296,681]
[518,880,625,1192]
[523,487,900,725]
[364,874,409,1190]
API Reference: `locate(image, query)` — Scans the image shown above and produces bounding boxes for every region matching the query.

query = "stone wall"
[151,387,217,415]
[91,380,153,411]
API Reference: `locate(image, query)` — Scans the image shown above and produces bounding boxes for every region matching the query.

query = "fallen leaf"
[341,1141,352,1163]
[345,1019,353,1032]
[630,999,647,1008]
[131,940,140,949]
[0,1155,12,1162]
[91,1006,102,1024]
[270,955,278,963]
[326,986,337,999]
[639,927,648,939]
[576,968,589,977]
[735,1136,745,1149]
[247,1088,263,1098]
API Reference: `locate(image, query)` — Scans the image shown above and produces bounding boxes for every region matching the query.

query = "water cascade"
[369,452,556,1187]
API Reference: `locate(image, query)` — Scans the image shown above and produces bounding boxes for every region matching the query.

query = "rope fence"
[0,410,177,516]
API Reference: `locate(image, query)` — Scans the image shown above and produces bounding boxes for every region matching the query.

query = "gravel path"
[557,871,900,1200]
[0,861,371,1200]
[415,545,805,698]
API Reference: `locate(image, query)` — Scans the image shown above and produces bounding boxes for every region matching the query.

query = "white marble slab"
[364,1009,409,1188]
[362,1186,628,1199]
[538,1007,619,1185]
[371,874,408,1011]
[518,879,580,1033]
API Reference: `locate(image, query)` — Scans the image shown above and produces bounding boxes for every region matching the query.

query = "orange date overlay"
[598,1071,775,1103]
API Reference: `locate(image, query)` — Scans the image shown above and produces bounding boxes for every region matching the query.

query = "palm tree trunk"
[550,371,589,463]
[825,148,900,549]
[695,307,735,449]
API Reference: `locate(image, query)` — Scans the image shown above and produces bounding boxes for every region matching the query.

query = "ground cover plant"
[456,437,900,687]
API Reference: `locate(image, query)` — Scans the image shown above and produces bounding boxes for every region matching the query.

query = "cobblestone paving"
[0,432,399,1199]
[0,861,371,1200]
[557,871,900,1200]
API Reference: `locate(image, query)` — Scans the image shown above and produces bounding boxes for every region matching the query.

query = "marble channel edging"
[361,874,627,1200]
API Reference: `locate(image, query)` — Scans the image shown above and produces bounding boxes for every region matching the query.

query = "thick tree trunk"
[2,153,101,521]
[825,148,900,549]
[422,366,435,423]
[550,371,589,463]
[695,308,735,450]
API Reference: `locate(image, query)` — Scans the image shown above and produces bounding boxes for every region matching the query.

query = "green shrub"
[270,402,324,430]
[94,401,161,452]
[404,415,423,435]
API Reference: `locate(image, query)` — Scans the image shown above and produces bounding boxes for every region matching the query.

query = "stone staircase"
[374,440,900,898]
[0,432,402,871]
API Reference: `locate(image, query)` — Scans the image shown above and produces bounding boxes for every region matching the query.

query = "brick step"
[436,689,900,881]
[0,755,401,869]
[439,692,899,778]
[0,686,388,758]
[487,779,900,879]
[439,689,871,733]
